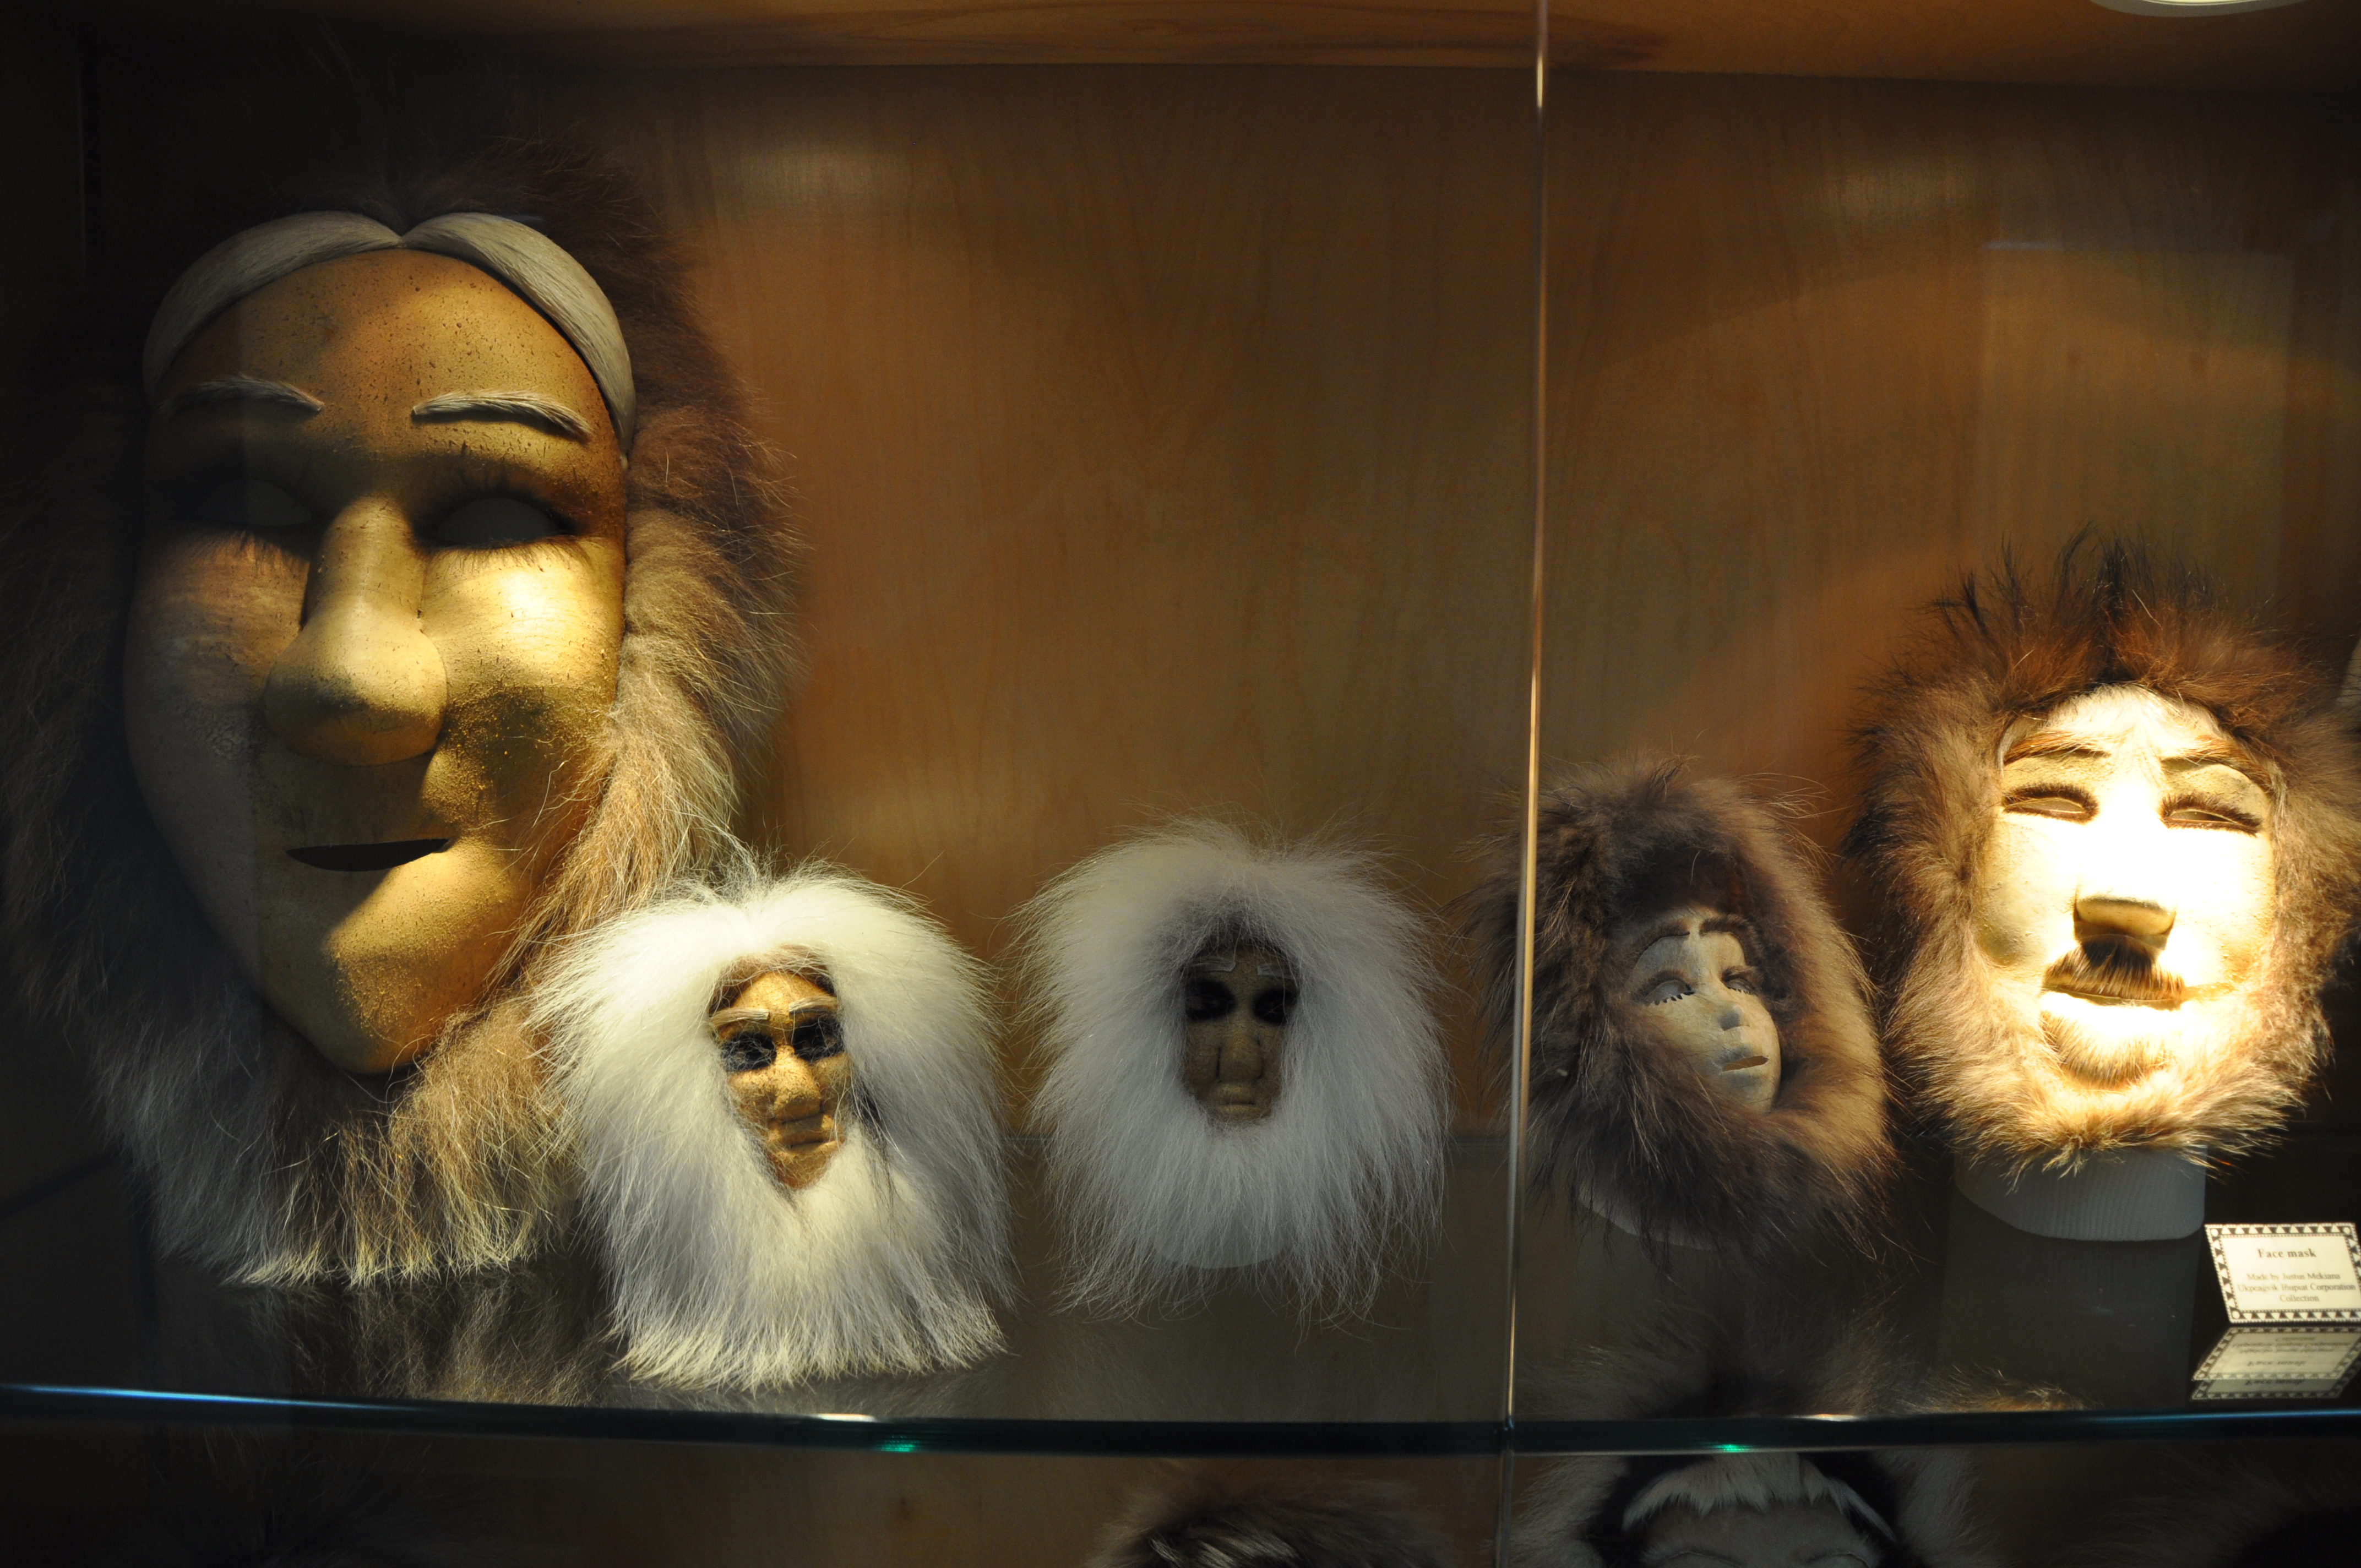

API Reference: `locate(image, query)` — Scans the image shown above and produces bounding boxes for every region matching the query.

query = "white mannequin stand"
[1955,1146,2207,1242]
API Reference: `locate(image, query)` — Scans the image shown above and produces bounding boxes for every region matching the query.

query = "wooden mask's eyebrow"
[2003,729,2111,766]
[411,390,591,440]
[2164,737,2271,790]
[161,374,323,418]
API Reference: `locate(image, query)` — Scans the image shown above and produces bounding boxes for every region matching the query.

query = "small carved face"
[710,970,850,1191]
[1182,940,1295,1124]
[1619,905,1781,1114]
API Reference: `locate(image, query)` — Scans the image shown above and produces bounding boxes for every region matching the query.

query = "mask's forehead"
[2001,683,2229,767]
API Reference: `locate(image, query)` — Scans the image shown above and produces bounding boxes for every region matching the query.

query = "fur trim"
[1088,1478,1451,1568]
[1848,541,2361,1165]
[1469,758,1892,1251]
[1020,821,1448,1316]
[1511,1338,1997,1568]
[0,103,799,1281]
[534,864,1009,1388]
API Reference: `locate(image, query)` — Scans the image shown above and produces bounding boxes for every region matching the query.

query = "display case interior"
[1,3,2359,1558]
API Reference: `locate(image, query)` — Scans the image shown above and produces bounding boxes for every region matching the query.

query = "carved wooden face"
[1181,940,1294,1124]
[1619,906,1781,1114]
[711,970,851,1191]
[128,249,628,1075]
[1639,1500,1883,1568]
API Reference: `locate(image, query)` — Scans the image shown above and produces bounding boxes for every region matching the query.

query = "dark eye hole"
[719,1030,777,1074]
[436,495,559,547]
[1183,975,1236,1023]
[791,1012,846,1060]
[1250,983,1298,1027]
[188,477,312,532]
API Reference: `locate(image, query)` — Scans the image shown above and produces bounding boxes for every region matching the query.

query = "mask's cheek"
[1973,815,2079,977]
[2169,829,2276,988]
[422,545,624,864]
[121,535,304,988]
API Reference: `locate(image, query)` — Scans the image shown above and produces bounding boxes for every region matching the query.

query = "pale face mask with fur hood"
[0,126,799,1288]
[1848,543,2361,1173]
[1019,821,1450,1316]
[1471,758,1891,1253]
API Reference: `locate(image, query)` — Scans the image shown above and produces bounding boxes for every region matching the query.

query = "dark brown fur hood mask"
[1471,758,1891,1252]
[1848,543,2361,1170]
[0,103,799,1284]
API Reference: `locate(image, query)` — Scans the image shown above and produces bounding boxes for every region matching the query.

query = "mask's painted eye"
[1641,977,1692,1005]
[719,1029,777,1075]
[190,477,311,531]
[1250,983,1298,1027]
[1183,975,1236,1023]
[2005,791,2094,821]
[790,1011,846,1060]
[437,496,558,547]
[1724,968,1759,995]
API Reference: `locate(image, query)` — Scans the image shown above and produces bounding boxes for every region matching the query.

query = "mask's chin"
[256,832,527,1075]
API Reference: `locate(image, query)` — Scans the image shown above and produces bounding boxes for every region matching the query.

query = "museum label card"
[2190,1325,2361,1401]
[2205,1223,2361,1323]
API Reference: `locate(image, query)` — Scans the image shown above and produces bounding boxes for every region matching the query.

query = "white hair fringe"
[1623,1453,1894,1539]
[1020,820,1449,1316]
[143,209,636,447]
[534,864,1010,1387]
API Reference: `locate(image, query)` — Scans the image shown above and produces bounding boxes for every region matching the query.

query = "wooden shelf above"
[51,0,2361,88]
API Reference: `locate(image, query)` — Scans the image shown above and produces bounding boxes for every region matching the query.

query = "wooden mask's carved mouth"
[287,839,451,873]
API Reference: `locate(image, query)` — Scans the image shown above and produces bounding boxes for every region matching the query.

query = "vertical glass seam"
[1495,1,1550,1562]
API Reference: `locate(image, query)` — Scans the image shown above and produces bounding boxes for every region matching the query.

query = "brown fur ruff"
[1087,1478,1451,1568]
[1847,542,2361,1167]
[1470,758,1892,1252]
[0,108,800,1283]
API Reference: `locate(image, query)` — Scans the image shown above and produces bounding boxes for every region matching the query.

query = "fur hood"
[1020,820,1448,1316]
[1511,1337,1997,1568]
[1088,1477,1452,1568]
[1848,541,2361,1164]
[0,99,799,1283]
[532,864,1009,1388]
[1470,758,1891,1252]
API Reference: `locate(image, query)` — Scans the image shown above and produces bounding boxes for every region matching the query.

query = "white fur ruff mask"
[1021,821,1448,1316]
[535,867,1009,1388]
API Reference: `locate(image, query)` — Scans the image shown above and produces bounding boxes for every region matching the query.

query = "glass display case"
[1,1,2357,1562]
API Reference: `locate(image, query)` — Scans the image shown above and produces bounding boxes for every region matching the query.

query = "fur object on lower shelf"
[1469,756,1892,1254]
[1087,1476,1452,1568]
[534,863,1009,1388]
[1019,819,1449,1316]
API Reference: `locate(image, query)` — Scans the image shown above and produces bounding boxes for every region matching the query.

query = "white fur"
[1021,821,1448,1315]
[534,866,1009,1387]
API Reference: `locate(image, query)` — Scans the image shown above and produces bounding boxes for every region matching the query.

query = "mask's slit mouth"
[287,839,451,873]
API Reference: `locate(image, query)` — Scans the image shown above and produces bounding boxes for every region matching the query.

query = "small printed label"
[2190,1325,2361,1401]
[2206,1223,2361,1323]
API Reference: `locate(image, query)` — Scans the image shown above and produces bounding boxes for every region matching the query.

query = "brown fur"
[1848,542,2361,1166]
[1088,1478,1451,1568]
[0,106,799,1282]
[1470,758,1892,1253]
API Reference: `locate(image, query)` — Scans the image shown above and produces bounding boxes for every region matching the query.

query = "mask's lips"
[287,839,451,873]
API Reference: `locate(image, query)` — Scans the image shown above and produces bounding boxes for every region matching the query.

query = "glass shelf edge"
[9,1385,2360,1456]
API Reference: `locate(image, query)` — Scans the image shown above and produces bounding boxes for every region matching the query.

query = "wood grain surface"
[51,0,2361,86]
[1539,74,2361,844]
[551,68,1539,1128]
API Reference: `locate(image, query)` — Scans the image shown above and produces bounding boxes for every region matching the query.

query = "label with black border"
[2205,1222,2361,1324]
[2190,1324,2361,1401]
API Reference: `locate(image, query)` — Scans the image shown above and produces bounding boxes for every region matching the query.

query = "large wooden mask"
[129,222,634,1074]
